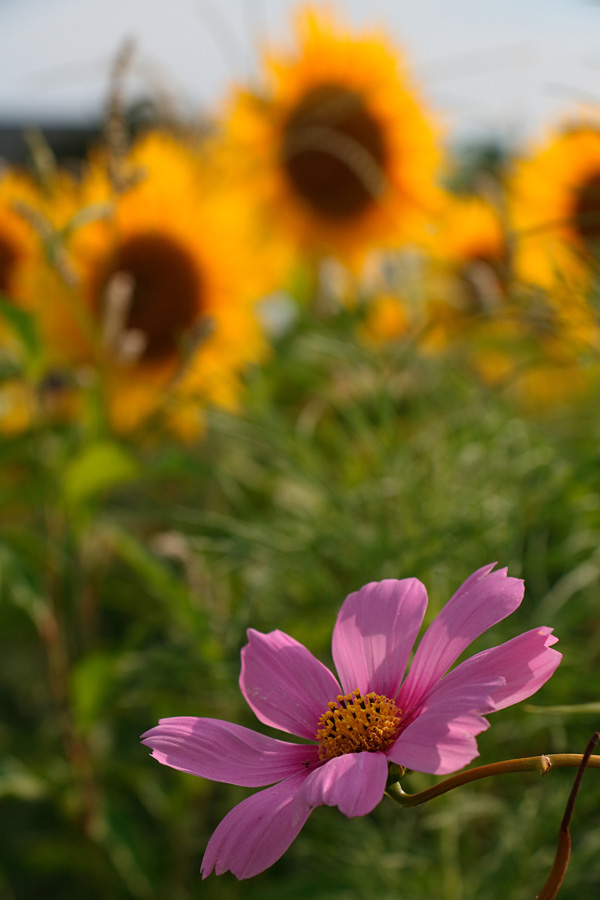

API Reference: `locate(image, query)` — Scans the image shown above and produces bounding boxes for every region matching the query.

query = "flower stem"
[536,732,599,900]
[385,752,600,807]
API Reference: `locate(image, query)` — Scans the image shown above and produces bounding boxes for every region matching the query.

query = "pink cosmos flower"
[141,564,561,879]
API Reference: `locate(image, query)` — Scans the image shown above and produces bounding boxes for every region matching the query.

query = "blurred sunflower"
[226,6,440,265]
[510,337,598,411]
[0,167,40,303]
[511,124,600,297]
[33,131,267,436]
[0,379,36,433]
[359,293,411,345]
[418,193,510,361]
[433,193,508,309]
[7,165,106,373]
[509,124,600,360]
[0,169,41,433]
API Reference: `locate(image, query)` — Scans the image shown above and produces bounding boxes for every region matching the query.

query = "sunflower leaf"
[0,294,42,366]
[62,440,139,507]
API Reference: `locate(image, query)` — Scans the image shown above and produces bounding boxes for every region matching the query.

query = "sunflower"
[413,193,508,362]
[509,124,600,361]
[226,6,440,265]
[31,131,267,435]
[429,192,509,324]
[435,194,507,289]
[0,379,35,433]
[511,124,600,301]
[510,340,598,410]
[359,292,411,345]
[0,168,43,434]
[0,167,44,328]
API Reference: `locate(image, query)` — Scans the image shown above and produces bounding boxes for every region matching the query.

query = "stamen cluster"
[316,688,402,761]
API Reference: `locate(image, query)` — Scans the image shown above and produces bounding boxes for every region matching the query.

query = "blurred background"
[1,2,600,899]
[4,0,600,151]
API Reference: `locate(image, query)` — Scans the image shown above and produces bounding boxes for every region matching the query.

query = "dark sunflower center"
[281,84,387,221]
[98,232,201,364]
[572,172,600,243]
[0,233,19,295]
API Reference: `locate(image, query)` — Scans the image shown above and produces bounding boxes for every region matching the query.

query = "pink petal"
[201,773,312,879]
[399,564,524,711]
[240,629,341,739]
[332,578,428,697]
[444,627,562,712]
[297,751,389,817]
[141,717,321,786]
[389,710,491,775]
[391,671,504,774]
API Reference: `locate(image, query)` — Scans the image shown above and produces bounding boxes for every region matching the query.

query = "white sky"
[1,0,600,144]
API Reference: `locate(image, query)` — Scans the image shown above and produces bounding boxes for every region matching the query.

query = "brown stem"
[386,752,600,807]
[41,508,102,839]
[536,732,600,900]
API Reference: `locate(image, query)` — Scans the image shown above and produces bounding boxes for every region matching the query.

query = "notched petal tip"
[397,563,526,713]
[200,773,312,879]
[332,577,428,697]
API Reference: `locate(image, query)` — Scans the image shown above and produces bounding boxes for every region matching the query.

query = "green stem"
[385,753,600,807]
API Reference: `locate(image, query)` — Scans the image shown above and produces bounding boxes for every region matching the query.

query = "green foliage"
[0,294,42,370]
[1,302,600,900]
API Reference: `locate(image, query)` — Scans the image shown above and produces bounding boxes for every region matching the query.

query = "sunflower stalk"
[104,38,137,194]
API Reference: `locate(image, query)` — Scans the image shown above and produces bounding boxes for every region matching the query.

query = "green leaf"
[71,652,116,732]
[0,294,42,364]
[106,524,215,650]
[62,441,139,506]
[0,758,48,801]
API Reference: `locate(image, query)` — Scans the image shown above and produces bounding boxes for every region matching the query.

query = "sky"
[1,0,600,144]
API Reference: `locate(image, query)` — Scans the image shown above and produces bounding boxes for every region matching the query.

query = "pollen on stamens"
[315,688,402,761]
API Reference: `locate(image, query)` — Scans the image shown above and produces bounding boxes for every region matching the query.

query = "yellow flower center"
[316,688,402,762]
[281,83,387,221]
